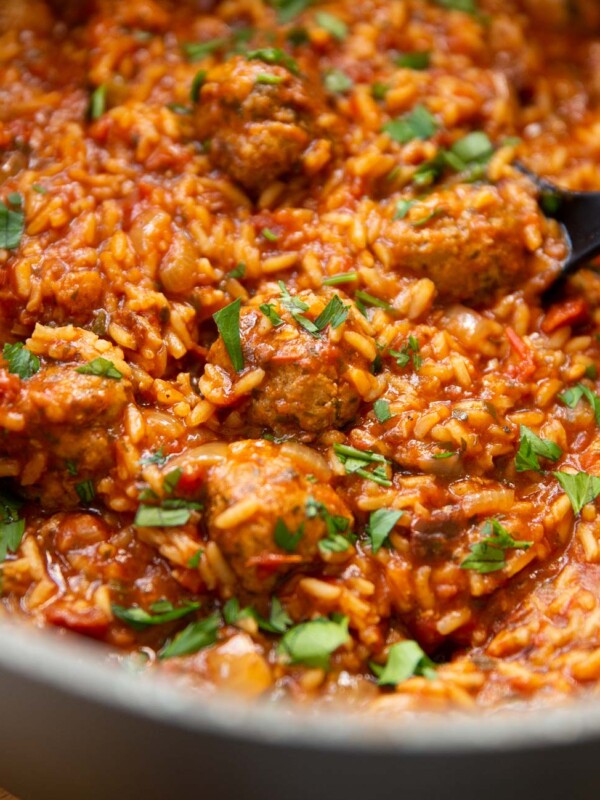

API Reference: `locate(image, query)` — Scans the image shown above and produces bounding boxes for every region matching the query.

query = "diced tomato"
[247,553,303,581]
[505,327,536,380]
[542,298,588,334]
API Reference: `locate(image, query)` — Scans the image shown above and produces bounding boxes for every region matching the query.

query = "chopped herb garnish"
[395,51,430,69]
[182,38,227,62]
[368,508,402,553]
[135,504,197,528]
[373,398,393,423]
[411,208,443,227]
[167,102,192,115]
[451,131,493,164]
[76,357,123,380]
[260,303,284,326]
[432,448,457,459]
[75,480,95,504]
[256,73,285,85]
[279,615,350,669]
[585,365,598,380]
[372,640,437,686]
[213,298,244,372]
[0,490,25,562]
[434,0,479,14]
[277,281,319,337]
[383,104,438,144]
[224,595,293,634]
[334,444,392,487]
[229,262,246,280]
[322,272,358,286]
[112,600,200,631]
[191,70,207,103]
[355,290,391,311]
[187,549,203,569]
[89,84,107,120]
[313,294,349,330]
[287,27,310,45]
[65,459,78,476]
[163,468,182,494]
[306,497,353,555]
[461,518,531,574]
[268,0,313,23]
[2,342,40,379]
[267,596,293,633]
[262,227,279,242]
[324,68,353,94]
[515,425,562,473]
[246,47,299,75]
[0,195,25,250]
[139,448,167,468]
[372,82,389,101]
[315,11,347,39]
[394,198,416,220]
[32,184,48,195]
[159,612,220,659]
[553,471,600,515]
[390,336,421,371]
[559,383,600,424]
[274,518,304,552]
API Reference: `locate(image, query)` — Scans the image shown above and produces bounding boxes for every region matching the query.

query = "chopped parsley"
[390,335,422,371]
[394,198,416,220]
[268,0,313,23]
[276,282,321,337]
[395,51,430,69]
[274,518,304,552]
[322,272,358,286]
[2,342,40,379]
[305,497,354,554]
[279,615,350,669]
[450,131,493,164]
[355,290,391,311]
[135,501,201,528]
[167,102,192,115]
[334,443,392,487]
[246,48,299,75]
[372,640,437,686]
[262,227,279,242]
[76,357,123,380]
[434,0,479,14]
[515,425,562,472]
[187,549,203,569]
[229,262,246,280]
[256,73,285,85]
[163,468,182,494]
[367,508,403,553]
[0,490,25,562]
[190,69,207,102]
[373,399,393,423]
[0,195,25,250]
[324,68,353,94]
[159,612,220,659]
[213,298,244,372]
[315,11,347,39]
[224,595,292,634]
[460,518,531,574]
[553,471,600,515]
[65,459,78,476]
[313,294,349,330]
[139,448,167,468]
[383,104,438,144]
[182,38,227,62]
[112,600,200,631]
[88,84,107,120]
[559,383,600,424]
[260,303,284,326]
[372,82,389,101]
[32,184,48,195]
[75,480,95,504]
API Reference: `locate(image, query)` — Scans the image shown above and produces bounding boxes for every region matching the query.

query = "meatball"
[195,56,327,190]
[201,287,380,435]
[204,440,354,593]
[381,183,548,304]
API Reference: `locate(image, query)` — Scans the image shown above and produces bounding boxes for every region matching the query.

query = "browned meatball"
[195,56,327,190]
[204,440,354,593]
[201,287,381,435]
[381,182,557,304]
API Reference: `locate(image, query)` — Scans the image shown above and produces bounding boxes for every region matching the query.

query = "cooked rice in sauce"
[2,0,600,712]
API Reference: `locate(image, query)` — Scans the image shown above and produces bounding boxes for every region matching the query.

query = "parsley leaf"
[224,595,293,634]
[163,468,182,494]
[268,0,313,23]
[260,303,284,326]
[89,84,107,120]
[515,425,562,472]
[553,471,600,515]
[434,0,479,14]
[0,489,25,562]
[373,398,392,423]
[182,38,227,62]
[112,600,200,631]
[75,480,95,504]
[187,549,203,568]
[190,69,207,102]
[334,443,392,487]
[313,295,349,330]
[76,357,122,380]
[135,503,198,527]
[246,47,299,75]
[461,518,531,574]
[0,195,25,250]
[139,448,167,468]
[383,104,438,144]
[394,198,416,220]
[213,298,244,372]
[279,615,350,669]
[324,69,353,94]
[367,508,403,553]
[390,335,421,371]
[229,262,246,280]
[2,342,40,379]
[373,640,436,686]
[559,383,600,424]
[159,612,220,659]
[395,52,430,70]
[315,11,347,39]
[274,518,304,552]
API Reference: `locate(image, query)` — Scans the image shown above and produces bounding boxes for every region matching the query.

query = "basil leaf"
[461,518,531,573]
[2,342,40,379]
[0,198,25,250]
[279,616,350,669]
[374,640,436,686]
[515,425,562,472]
[383,104,438,144]
[368,508,402,553]
[373,399,392,423]
[274,518,304,552]
[553,471,600,515]
[76,357,122,380]
[112,601,200,631]
[213,298,244,372]
[159,612,220,658]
